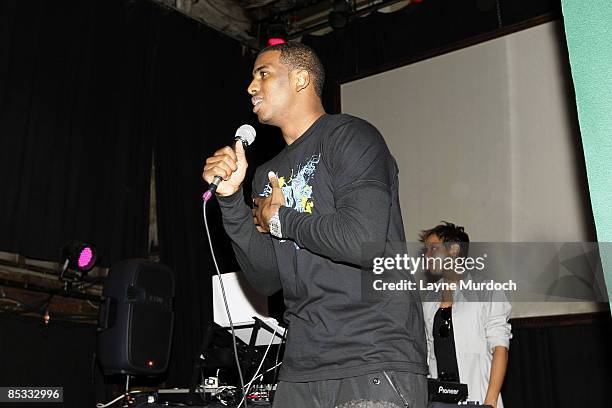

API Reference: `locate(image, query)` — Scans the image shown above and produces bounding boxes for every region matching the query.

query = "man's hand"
[252,207,266,233]
[202,141,248,197]
[253,172,286,233]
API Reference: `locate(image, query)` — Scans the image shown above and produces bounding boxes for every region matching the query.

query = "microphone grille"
[235,124,256,146]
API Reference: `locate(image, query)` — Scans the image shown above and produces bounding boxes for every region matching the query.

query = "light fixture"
[267,37,286,46]
[329,0,352,30]
[60,241,97,281]
[265,21,287,47]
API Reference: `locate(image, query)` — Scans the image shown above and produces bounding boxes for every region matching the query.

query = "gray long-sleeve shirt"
[218,114,427,382]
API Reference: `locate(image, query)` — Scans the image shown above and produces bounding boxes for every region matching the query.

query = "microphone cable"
[202,199,247,407]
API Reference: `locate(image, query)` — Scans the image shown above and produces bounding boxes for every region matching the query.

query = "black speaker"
[97,259,175,375]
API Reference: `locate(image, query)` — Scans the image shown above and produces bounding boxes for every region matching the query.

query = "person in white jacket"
[420,222,512,408]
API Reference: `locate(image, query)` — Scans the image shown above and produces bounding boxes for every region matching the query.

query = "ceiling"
[152,0,412,50]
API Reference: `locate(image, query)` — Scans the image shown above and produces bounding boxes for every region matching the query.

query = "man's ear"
[294,69,310,92]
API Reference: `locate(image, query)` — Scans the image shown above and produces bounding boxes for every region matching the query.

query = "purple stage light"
[78,247,94,269]
[61,241,97,276]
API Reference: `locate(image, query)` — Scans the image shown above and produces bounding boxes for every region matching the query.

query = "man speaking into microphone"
[202,42,427,408]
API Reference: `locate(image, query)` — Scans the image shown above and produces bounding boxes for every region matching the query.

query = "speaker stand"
[122,375,131,407]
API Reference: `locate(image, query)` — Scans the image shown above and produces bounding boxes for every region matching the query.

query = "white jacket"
[423,276,512,407]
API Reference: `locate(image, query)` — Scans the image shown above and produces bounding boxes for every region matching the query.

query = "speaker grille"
[130,303,173,370]
[128,262,174,371]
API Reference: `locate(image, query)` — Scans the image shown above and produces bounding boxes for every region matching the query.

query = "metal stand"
[242,317,284,376]
[189,318,285,405]
[122,375,131,407]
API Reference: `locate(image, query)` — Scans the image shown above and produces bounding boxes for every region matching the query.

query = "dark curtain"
[0,313,101,407]
[503,315,612,407]
[302,0,561,113]
[0,1,162,406]
[0,0,155,267]
[0,0,286,394]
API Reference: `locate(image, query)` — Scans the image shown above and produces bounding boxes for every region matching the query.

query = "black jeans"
[272,371,427,408]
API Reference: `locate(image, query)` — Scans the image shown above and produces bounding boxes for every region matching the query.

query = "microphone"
[203,124,256,202]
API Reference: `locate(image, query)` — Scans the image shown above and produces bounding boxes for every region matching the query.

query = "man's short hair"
[335,400,403,408]
[419,221,470,258]
[258,41,325,98]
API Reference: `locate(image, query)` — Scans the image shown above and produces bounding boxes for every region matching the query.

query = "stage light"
[43,308,50,326]
[267,37,286,46]
[78,247,94,269]
[61,241,97,274]
[329,0,352,30]
[265,21,287,47]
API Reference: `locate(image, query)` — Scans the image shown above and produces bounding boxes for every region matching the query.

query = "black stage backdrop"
[0,0,155,266]
[0,0,285,401]
[503,315,612,408]
[0,313,102,407]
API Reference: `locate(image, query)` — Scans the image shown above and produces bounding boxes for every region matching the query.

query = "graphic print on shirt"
[261,154,320,215]
[260,154,320,248]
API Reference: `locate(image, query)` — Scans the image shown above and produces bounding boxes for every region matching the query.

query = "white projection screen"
[341,22,606,318]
